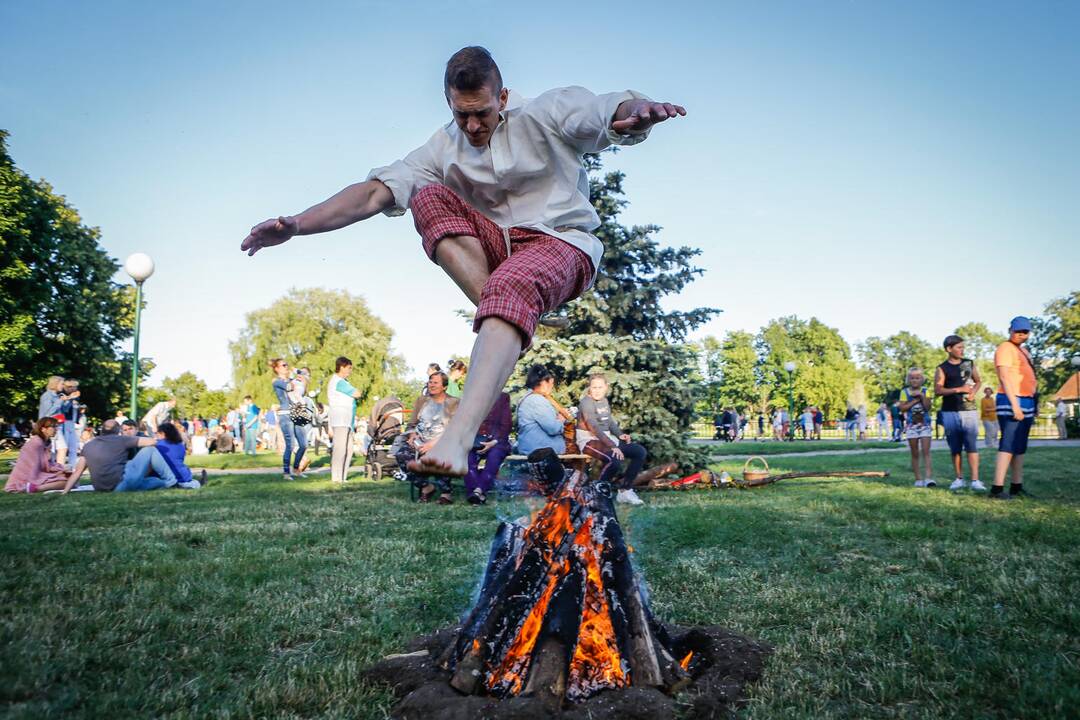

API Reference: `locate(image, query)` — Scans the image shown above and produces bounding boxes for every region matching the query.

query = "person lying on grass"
[241,45,684,479]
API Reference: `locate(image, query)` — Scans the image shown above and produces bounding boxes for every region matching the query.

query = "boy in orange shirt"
[991,316,1038,500]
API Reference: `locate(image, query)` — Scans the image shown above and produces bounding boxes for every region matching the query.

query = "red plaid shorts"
[410,184,593,346]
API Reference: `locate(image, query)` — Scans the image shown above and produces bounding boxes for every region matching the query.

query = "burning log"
[444,450,691,707]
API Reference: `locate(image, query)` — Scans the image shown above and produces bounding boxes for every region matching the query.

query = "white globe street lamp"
[124,253,155,420]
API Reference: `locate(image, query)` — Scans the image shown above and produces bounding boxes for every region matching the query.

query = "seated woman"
[156,421,205,489]
[577,373,648,506]
[5,417,70,493]
[464,392,511,505]
[516,365,573,457]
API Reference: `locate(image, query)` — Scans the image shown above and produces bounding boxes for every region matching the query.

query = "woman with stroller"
[270,358,308,480]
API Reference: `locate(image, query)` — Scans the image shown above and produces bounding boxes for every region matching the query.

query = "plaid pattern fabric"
[411,184,592,345]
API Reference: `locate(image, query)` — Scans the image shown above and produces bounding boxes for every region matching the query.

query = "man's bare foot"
[407,437,469,476]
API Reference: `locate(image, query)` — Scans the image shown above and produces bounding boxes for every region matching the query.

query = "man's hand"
[241,216,300,257]
[611,447,625,461]
[612,100,686,135]
[1011,403,1024,421]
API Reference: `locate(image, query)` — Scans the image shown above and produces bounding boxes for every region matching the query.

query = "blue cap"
[1008,316,1032,333]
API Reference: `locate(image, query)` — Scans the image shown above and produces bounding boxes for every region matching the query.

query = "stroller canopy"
[369,397,405,440]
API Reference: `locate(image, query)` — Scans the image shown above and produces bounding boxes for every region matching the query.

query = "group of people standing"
[900,317,1039,499]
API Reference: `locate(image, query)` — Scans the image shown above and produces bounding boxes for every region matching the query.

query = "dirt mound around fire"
[363,623,771,720]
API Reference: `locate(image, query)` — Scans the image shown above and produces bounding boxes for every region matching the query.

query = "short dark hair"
[122,419,137,429]
[444,46,502,95]
[336,356,353,372]
[526,364,554,390]
[429,371,449,388]
[943,334,964,349]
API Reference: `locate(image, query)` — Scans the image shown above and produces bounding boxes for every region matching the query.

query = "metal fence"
[689,417,1064,441]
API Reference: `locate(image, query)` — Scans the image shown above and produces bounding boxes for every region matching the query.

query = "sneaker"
[538,311,569,329]
[292,470,306,479]
[283,473,293,481]
[949,478,966,491]
[970,479,987,491]
[913,480,926,488]
[924,478,937,488]
[467,488,487,506]
[988,492,1012,501]
[1009,488,1037,500]
[615,489,645,506]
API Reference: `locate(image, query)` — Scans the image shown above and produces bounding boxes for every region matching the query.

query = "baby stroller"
[364,396,405,480]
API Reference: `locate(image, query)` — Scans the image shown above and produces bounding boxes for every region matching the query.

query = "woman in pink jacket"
[5,417,70,493]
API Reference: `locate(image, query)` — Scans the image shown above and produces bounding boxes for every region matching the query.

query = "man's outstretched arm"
[241,180,395,256]
[611,99,686,135]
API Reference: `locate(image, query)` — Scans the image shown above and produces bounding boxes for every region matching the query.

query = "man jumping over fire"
[241,46,685,477]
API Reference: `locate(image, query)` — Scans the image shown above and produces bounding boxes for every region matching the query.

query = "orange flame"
[482,474,629,701]
[679,651,693,670]
[567,516,626,700]
[486,559,566,694]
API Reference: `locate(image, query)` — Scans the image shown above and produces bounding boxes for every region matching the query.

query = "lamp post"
[784,361,796,441]
[124,253,155,421]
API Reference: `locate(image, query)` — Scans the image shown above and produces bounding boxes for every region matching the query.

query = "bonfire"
[439,458,691,707]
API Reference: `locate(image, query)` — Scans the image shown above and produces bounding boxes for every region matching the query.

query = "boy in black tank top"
[934,335,986,491]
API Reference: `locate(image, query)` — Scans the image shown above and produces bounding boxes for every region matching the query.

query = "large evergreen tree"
[519,153,718,465]
[0,130,136,420]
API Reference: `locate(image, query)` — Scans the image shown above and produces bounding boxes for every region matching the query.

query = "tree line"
[699,300,1079,419]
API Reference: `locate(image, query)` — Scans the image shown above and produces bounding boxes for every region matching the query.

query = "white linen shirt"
[366,86,651,283]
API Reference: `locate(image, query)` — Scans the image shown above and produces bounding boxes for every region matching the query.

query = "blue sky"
[3,0,1078,388]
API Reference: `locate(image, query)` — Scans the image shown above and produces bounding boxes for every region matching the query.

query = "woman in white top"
[327,357,363,482]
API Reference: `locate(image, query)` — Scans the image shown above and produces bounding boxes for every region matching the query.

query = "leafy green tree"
[228,288,409,412]
[857,331,939,404]
[519,153,719,465]
[0,130,137,421]
[952,321,1005,389]
[713,331,758,413]
[1029,291,1080,396]
[159,372,230,419]
[757,316,855,419]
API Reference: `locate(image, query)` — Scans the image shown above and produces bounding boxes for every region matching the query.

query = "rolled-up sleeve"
[366,130,444,217]
[538,86,653,153]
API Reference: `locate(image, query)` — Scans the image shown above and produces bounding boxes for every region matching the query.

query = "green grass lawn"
[2,448,1078,718]
[706,440,902,456]
[184,449,332,470]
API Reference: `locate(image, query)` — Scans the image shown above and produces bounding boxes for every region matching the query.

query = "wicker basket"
[741,456,771,484]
